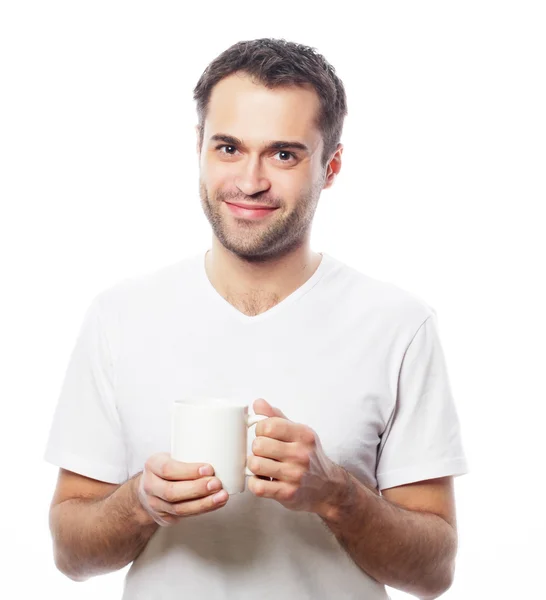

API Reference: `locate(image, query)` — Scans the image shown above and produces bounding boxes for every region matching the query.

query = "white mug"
[171,397,268,495]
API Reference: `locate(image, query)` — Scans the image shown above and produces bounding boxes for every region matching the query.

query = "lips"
[225,201,279,210]
[224,201,279,220]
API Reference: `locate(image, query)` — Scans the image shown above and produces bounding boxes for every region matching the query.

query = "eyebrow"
[210,133,310,154]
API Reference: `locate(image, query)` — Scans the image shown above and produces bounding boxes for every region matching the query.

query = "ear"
[253,398,289,419]
[323,143,343,190]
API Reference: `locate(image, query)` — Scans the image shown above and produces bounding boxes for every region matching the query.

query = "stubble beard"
[199,177,324,263]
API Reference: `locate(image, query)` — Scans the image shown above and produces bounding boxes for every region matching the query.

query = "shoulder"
[82,254,202,349]
[92,253,200,315]
[324,253,435,332]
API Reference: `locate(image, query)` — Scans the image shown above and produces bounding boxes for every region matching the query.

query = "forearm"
[319,470,457,600]
[49,472,159,581]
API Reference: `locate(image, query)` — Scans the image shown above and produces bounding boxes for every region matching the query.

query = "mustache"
[216,191,281,209]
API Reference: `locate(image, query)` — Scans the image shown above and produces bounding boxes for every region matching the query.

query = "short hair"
[193,38,348,169]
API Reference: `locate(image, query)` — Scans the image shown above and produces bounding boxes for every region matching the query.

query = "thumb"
[253,398,288,419]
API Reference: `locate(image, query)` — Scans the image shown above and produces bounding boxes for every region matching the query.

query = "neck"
[205,238,322,308]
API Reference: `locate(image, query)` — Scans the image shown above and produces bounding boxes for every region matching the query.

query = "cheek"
[200,175,224,201]
[272,172,305,199]
[289,169,316,194]
[208,164,239,190]
[201,153,229,179]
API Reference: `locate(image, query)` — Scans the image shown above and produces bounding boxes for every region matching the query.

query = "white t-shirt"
[44,249,468,600]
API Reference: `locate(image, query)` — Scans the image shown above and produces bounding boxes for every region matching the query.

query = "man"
[45,38,468,599]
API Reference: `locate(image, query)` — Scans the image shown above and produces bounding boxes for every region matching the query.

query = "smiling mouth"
[225,201,279,210]
[224,201,279,220]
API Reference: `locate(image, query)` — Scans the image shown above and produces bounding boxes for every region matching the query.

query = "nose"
[235,156,271,196]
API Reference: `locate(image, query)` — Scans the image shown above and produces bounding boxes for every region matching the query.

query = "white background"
[1,1,544,598]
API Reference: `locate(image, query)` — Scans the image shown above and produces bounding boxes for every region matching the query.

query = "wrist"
[128,473,158,528]
[317,466,358,524]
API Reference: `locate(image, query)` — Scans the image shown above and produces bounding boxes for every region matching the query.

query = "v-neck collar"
[195,248,331,324]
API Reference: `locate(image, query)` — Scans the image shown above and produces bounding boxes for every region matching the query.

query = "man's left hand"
[247,398,349,515]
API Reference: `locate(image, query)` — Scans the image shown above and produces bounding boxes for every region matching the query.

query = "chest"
[115,313,396,486]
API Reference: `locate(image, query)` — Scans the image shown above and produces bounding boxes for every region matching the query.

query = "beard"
[199,176,324,263]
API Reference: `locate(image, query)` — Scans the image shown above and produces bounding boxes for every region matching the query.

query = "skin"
[49,460,230,582]
[197,74,458,597]
[248,399,458,600]
[49,70,457,598]
[196,71,342,317]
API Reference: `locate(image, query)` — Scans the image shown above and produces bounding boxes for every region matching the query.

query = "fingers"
[252,436,300,462]
[250,437,311,484]
[138,452,230,525]
[248,476,296,503]
[247,455,306,485]
[145,452,214,481]
[253,399,288,419]
[147,486,229,519]
[255,418,315,445]
[145,470,223,504]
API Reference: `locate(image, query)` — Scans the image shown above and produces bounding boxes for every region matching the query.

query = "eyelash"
[215,144,297,163]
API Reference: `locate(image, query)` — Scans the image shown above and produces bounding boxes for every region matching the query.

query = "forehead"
[204,72,322,146]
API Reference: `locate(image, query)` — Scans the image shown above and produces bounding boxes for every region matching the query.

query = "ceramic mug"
[171,397,268,495]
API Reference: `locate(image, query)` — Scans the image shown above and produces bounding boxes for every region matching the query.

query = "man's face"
[197,72,333,262]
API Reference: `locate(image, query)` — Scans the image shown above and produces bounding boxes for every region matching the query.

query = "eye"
[216,144,238,156]
[275,150,296,162]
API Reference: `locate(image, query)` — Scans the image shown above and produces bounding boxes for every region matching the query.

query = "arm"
[245,400,459,600]
[49,469,159,581]
[319,473,458,600]
[49,455,229,582]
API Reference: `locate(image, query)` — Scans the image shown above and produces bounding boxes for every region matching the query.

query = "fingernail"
[213,490,228,503]
[199,465,213,476]
[207,479,221,492]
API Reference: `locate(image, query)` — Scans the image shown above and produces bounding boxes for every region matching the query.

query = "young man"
[45,38,468,599]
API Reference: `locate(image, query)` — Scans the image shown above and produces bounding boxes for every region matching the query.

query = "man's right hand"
[135,452,229,526]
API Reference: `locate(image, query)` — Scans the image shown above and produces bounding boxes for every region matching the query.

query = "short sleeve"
[376,311,469,491]
[43,294,128,484]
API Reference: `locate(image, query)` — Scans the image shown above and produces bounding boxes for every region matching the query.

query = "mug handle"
[244,414,269,477]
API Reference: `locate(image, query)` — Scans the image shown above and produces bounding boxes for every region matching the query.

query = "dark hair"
[193,38,348,169]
